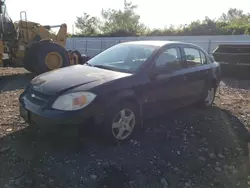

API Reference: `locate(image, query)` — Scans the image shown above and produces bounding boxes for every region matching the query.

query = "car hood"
[30,65,132,94]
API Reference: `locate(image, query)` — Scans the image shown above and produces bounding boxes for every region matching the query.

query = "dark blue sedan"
[19,41,221,142]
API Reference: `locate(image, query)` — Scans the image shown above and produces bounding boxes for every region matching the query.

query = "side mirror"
[149,65,172,79]
[148,70,157,80]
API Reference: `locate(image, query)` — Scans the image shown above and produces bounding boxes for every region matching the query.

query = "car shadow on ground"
[0,73,34,92]
[0,106,249,188]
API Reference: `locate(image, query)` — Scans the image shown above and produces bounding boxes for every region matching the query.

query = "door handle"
[183,76,187,81]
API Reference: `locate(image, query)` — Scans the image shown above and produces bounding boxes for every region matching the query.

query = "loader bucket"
[212,44,250,66]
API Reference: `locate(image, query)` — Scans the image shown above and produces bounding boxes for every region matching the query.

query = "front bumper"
[19,91,105,127]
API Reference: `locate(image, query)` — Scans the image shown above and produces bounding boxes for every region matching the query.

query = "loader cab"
[17,11,53,45]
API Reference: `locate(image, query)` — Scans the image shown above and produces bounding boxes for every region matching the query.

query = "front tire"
[102,101,141,143]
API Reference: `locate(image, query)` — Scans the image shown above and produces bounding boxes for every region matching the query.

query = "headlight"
[52,92,96,111]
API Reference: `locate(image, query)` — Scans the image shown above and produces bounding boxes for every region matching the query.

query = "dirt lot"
[0,67,250,188]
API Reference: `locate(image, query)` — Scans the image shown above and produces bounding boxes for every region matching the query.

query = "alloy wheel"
[111,109,136,140]
[205,87,215,106]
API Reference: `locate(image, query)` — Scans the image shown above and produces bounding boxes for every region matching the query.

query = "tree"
[75,12,101,36]
[67,33,72,38]
[219,8,250,25]
[74,7,250,37]
[100,2,147,36]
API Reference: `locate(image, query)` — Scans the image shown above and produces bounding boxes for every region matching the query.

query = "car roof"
[121,40,192,47]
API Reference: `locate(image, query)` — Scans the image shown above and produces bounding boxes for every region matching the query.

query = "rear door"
[181,45,212,103]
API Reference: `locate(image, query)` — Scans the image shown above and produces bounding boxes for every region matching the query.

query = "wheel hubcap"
[112,109,135,140]
[205,88,215,105]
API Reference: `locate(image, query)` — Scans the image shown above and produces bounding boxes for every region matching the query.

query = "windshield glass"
[87,43,158,73]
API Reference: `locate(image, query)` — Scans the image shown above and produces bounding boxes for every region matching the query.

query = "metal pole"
[72,38,75,50]
[85,40,88,54]
[100,40,103,52]
[208,40,211,54]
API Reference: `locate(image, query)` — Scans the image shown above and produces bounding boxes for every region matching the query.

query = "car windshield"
[86,43,158,73]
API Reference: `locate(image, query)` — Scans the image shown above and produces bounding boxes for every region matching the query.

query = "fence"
[65,35,250,57]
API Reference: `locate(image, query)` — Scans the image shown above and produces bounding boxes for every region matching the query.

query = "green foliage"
[219,8,250,25]
[100,2,147,36]
[67,33,72,38]
[75,13,101,36]
[74,5,250,37]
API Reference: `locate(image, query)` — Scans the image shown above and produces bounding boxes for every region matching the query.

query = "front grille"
[26,86,51,106]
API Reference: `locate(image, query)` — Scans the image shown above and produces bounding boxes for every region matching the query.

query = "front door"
[142,46,189,118]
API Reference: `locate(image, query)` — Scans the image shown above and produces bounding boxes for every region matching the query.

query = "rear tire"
[198,84,216,107]
[23,41,70,75]
[71,50,82,64]
[80,53,90,65]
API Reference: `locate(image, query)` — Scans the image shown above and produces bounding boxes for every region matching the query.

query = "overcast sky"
[5,0,250,33]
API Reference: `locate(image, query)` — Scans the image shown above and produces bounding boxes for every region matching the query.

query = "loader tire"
[81,53,90,65]
[23,41,70,75]
[23,43,40,73]
[71,50,82,65]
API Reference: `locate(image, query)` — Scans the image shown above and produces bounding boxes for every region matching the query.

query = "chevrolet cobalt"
[19,41,221,142]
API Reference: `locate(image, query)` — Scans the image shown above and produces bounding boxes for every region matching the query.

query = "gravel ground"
[0,67,250,188]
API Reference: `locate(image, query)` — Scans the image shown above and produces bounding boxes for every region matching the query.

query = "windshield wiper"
[92,64,116,70]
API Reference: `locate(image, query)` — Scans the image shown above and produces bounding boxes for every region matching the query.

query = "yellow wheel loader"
[0,0,86,75]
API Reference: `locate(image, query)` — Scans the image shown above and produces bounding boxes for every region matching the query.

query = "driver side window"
[155,47,182,71]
